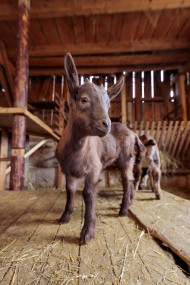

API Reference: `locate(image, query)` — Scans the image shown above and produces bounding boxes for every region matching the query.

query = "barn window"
[160,70,164,82]
[151,70,154,98]
[141,71,145,100]
[132,72,136,98]
[105,76,108,90]
[81,76,84,85]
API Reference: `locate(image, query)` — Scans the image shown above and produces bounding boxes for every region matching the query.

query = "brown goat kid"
[56,53,145,242]
[134,134,162,200]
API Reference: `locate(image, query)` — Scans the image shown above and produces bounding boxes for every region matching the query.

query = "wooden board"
[0,189,189,284]
[130,190,190,267]
[0,107,60,140]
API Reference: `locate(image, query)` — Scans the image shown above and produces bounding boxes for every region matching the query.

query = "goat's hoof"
[119,209,129,216]
[156,194,161,200]
[80,226,94,243]
[59,213,70,224]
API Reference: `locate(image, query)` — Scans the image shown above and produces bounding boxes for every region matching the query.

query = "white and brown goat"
[56,53,145,242]
[134,134,162,199]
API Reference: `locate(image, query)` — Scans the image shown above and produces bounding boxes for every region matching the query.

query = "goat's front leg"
[81,174,99,243]
[59,176,78,223]
[119,159,135,216]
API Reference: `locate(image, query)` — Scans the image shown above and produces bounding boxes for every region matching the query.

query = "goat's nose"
[102,120,109,129]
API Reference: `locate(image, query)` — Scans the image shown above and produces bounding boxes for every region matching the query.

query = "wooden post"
[121,77,127,125]
[0,130,8,190]
[179,73,188,122]
[10,0,30,190]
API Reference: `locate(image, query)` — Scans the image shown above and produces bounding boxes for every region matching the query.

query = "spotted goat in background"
[134,134,162,200]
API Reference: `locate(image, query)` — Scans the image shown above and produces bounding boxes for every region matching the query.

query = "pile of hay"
[159,151,183,174]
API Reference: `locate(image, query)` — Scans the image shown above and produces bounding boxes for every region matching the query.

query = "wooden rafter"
[7,39,190,58]
[1,0,190,20]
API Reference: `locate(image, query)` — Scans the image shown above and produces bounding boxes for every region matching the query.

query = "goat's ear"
[135,135,146,152]
[107,76,124,100]
[145,139,156,146]
[64,53,79,101]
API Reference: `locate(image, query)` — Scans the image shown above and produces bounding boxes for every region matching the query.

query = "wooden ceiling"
[0,0,190,75]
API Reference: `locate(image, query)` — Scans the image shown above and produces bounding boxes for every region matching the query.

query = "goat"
[134,134,162,200]
[56,53,145,242]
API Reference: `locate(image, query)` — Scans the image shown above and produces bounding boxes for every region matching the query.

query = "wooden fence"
[130,121,190,160]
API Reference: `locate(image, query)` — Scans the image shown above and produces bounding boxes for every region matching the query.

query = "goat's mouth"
[94,126,109,137]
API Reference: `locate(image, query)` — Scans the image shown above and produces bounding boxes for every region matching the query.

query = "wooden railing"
[130,121,190,160]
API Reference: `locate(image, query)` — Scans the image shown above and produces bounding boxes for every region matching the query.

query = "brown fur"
[134,134,162,200]
[56,53,145,242]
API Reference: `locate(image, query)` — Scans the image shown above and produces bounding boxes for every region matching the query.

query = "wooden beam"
[10,0,31,191]
[28,52,190,68]
[121,78,127,125]
[0,130,8,190]
[7,39,190,58]
[0,107,60,141]
[179,73,188,121]
[29,63,185,76]
[1,1,190,20]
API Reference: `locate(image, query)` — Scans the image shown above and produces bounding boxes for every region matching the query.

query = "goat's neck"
[64,118,87,151]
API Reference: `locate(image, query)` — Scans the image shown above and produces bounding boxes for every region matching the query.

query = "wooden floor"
[0,188,189,285]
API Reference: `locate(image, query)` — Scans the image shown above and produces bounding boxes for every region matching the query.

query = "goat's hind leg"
[152,169,162,200]
[59,176,78,223]
[119,160,135,216]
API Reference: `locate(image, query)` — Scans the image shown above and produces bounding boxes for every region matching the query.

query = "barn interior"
[0,0,190,284]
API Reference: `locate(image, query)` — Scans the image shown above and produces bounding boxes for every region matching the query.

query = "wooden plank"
[158,120,167,149]
[176,121,190,158]
[182,130,190,158]
[171,121,185,158]
[167,121,179,155]
[135,72,142,121]
[55,17,75,44]
[8,37,190,58]
[0,108,60,140]
[0,42,15,104]
[163,121,173,152]
[40,18,61,45]
[152,10,177,39]
[120,11,141,42]
[121,79,127,125]
[154,121,161,143]
[150,121,155,137]
[139,121,144,137]
[144,71,152,121]
[143,10,161,39]
[179,73,188,121]
[73,16,86,44]
[166,9,190,39]
[99,189,189,284]
[135,12,149,40]
[29,19,48,46]
[144,121,150,134]
[133,121,138,133]
[2,1,190,20]
[130,190,190,267]
[96,14,112,43]
[0,130,8,190]
[85,15,96,43]
[110,14,124,42]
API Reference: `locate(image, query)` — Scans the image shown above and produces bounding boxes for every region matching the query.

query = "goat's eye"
[81,97,88,104]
